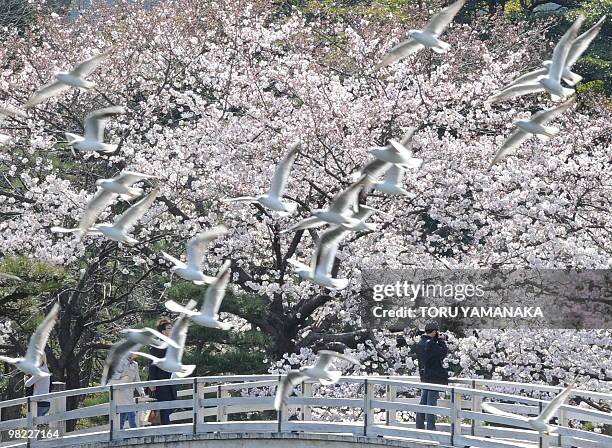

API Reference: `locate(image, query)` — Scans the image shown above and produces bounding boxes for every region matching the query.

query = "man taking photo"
[413,321,449,431]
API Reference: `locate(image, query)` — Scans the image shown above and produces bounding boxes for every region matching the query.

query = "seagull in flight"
[489,97,576,168]
[288,226,351,290]
[225,142,300,216]
[165,260,233,330]
[65,106,127,154]
[162,226,227,285]
[487,16,586,104]
[100,328,180,385]
[51,171,156,240]
[482,384,575,434]
[282,205,387,234]
[25,49,112,108]
[0,303,59,377]
[133,301,197,378]
[373,165,410,196]
[493,15,606,97]
[376,0,465,70]
[370,138,423,169]
[274,350,359,410]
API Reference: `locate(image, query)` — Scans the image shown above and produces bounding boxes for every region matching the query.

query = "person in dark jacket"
[147,319,176,425]
[413,321,449,431]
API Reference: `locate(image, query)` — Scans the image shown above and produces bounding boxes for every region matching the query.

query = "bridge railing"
[1,375,610,448]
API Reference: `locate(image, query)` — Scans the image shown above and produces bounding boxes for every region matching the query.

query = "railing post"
[557,404,568,447]
[385,381,397,426]
[192,378,198,435]
[26,397,32,448]
[450,387,461,446]
[108,385,118,441]
[363,379,373,436]
[49,382,66,437]
[301,382,312,421]
[277,374,283,433]
[538,400,550,448]
[216,385,228,422]
[470,380,482,436]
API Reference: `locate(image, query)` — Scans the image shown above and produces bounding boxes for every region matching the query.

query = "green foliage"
[577,79,606,93]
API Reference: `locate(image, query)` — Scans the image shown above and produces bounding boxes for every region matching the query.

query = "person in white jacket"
[25,353,51,416]
[108,354,146,429]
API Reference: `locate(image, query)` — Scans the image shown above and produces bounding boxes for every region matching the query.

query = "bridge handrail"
[2,375,610,448]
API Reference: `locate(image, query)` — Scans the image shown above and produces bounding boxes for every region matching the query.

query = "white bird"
[288,226,351,290]
[0,134,11,145]
[282,205,386,234]
[375,0,465,69]
[372,165,410,196]
[65,106,127,154]
[0,303,59,377]
[25,50,112,108]
[310,175,371,227]
[370,138,423,169]
[162,226,227,285]
[52,171,156,239]
[0,272,24,282]
[509,15,606,88]
[274,350,359,410]
[100,327,180,385]
[482,384,575,434]
[51,188,159,245]
[132,301,197,378]
[225,142,300,215]
[165,260,232,330]
[489,97,576,168]
[538,16,585,100]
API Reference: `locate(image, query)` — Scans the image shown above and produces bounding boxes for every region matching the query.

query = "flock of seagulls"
[0,2,605,431]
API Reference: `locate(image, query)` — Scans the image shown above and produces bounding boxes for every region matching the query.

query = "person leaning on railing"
[145,319,177,425]
[413,321,449,431]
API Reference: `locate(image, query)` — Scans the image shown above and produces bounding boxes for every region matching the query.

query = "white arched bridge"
[0,375,611,448]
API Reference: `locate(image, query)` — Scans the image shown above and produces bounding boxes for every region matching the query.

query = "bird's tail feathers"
[173,365,196,378]
[563,72,582,86]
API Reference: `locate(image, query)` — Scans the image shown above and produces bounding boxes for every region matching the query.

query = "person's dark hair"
[156,319,172,332]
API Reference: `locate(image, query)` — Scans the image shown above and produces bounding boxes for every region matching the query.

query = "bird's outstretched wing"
[114,188,160,232]
[83,106,127,142]
[329,175,369,214]
[140,328,181,348]
[166,300,197,362]
[71,49,112,77]
[79,188,117,235]
[114,171,156,187]
[489,128,530,168]
[549,16,584,82]
[375,39,424,70]
[388,140,423,169]
[481,402,528,421]
[268,142,300,199]
[318,350,360,366]
[101,339,141,385]
[539,384,575,422]
[185,226,227,270]
[24,303,60,364]
[201,260,231,317]
[25,81,69,109]
[274,370,306,410]
[486,83,545,104]
[531,96,576,125]
[566,15,606,68]
[165,300,200,316]
[503,67,548,91]
[313,226,350,276]
[425,0,466,37]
